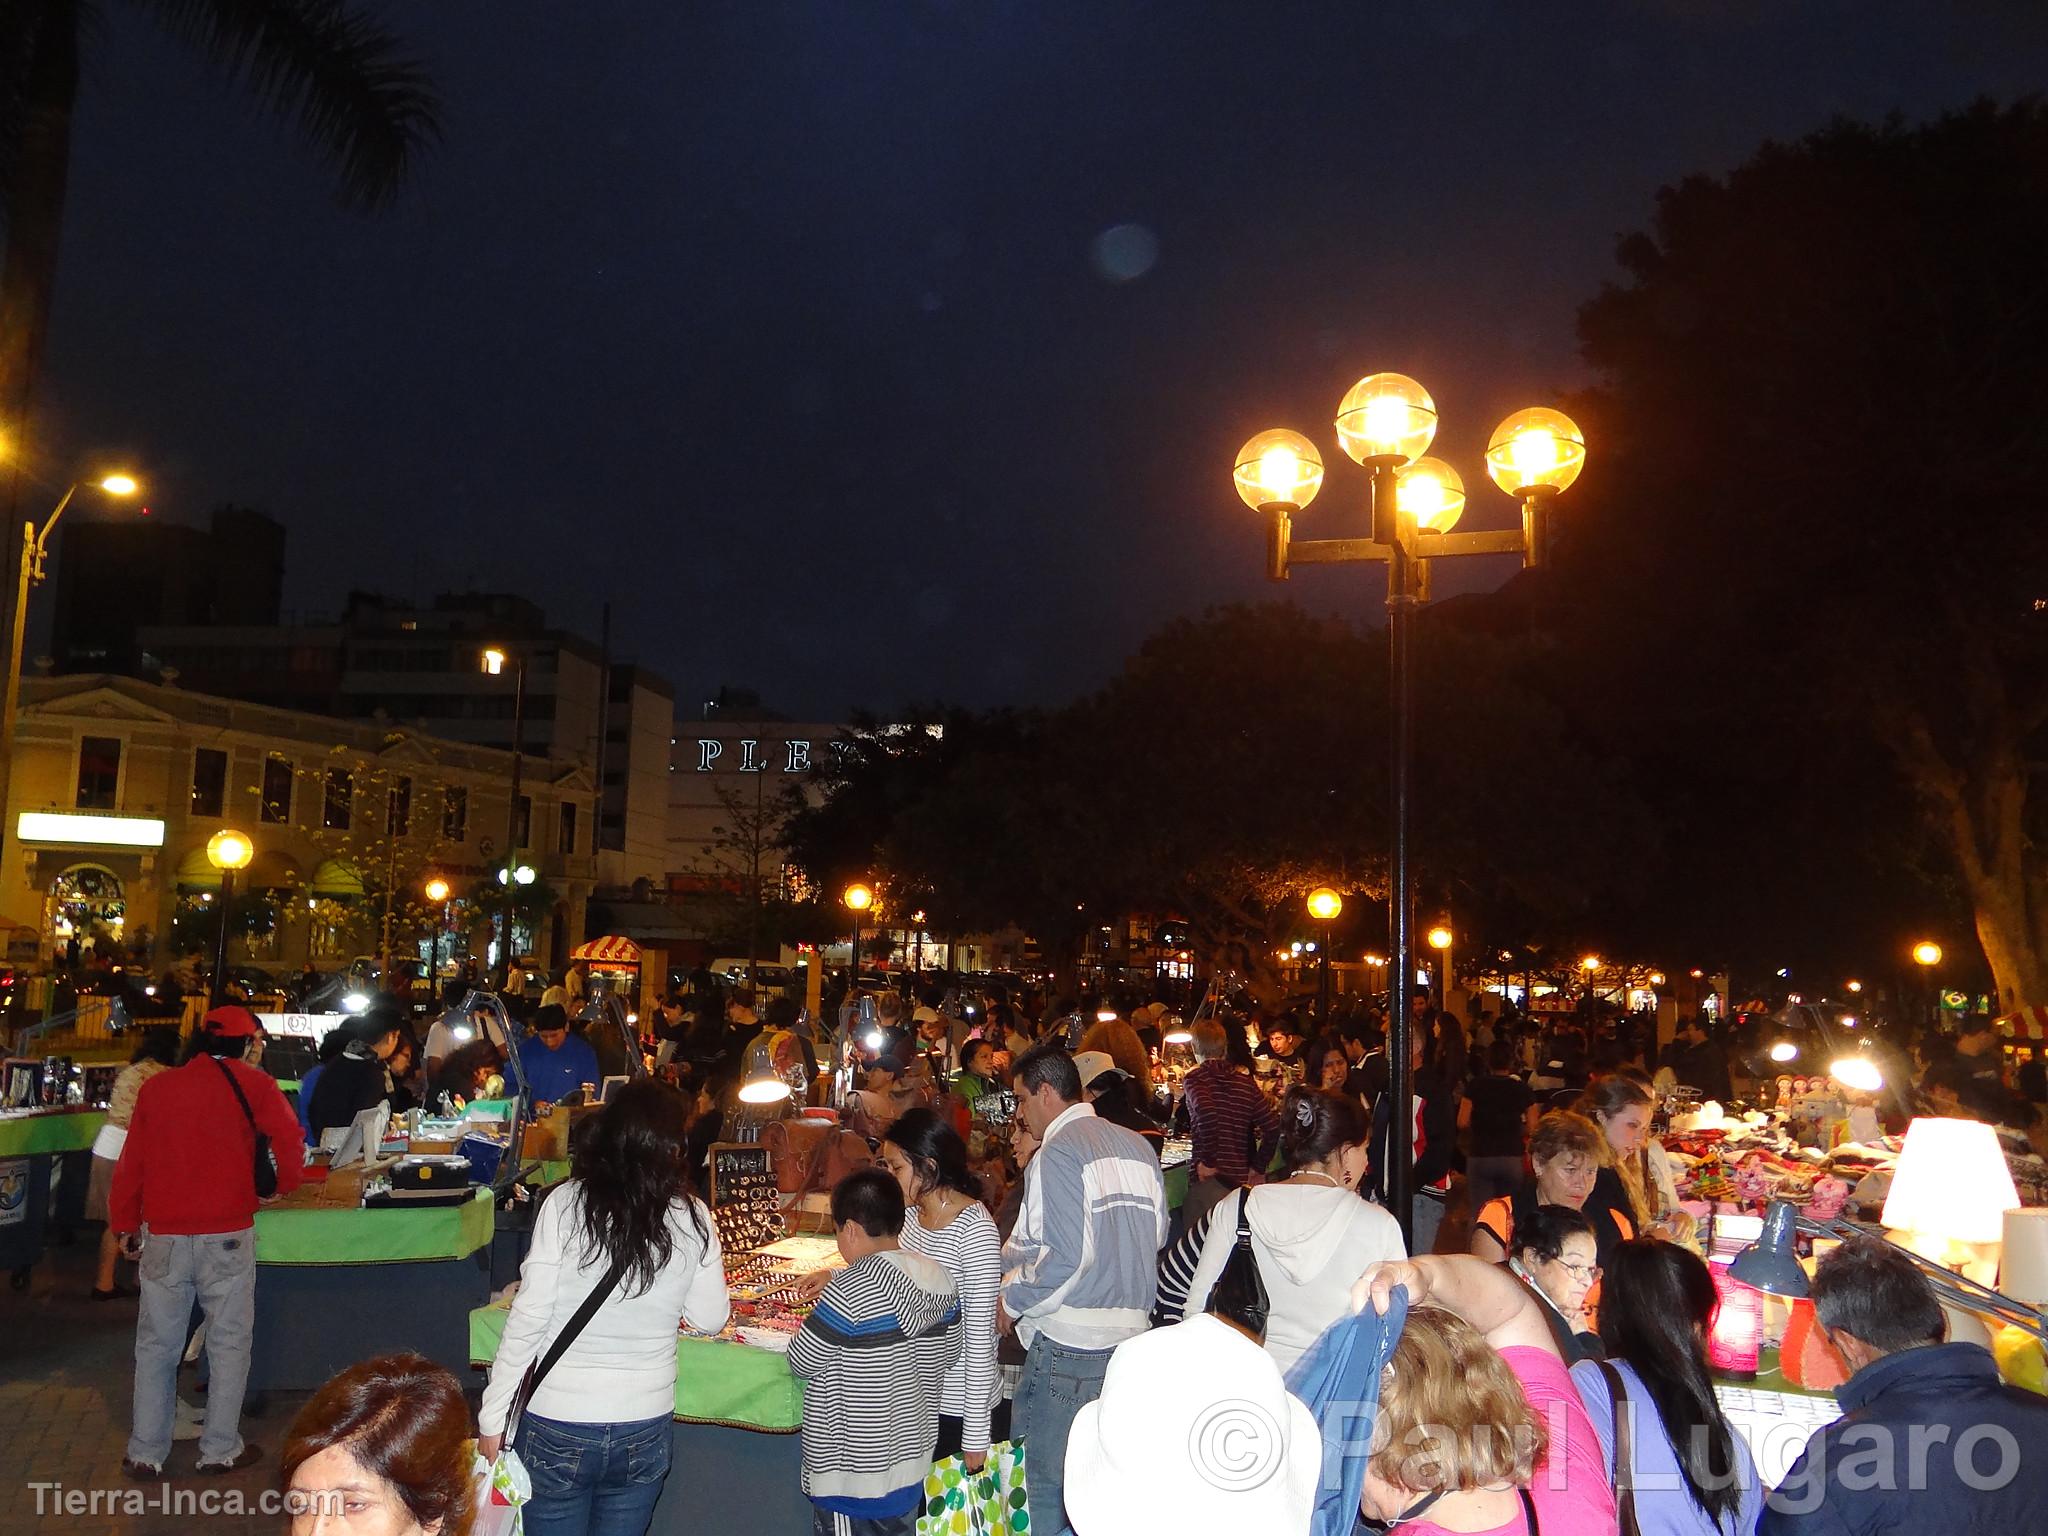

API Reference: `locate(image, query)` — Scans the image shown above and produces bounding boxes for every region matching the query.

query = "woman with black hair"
[1571,1239,1762,1535]
[1508,1203,1605,1364]
[877,1107,1004,1467]
[477,1080,729,1536]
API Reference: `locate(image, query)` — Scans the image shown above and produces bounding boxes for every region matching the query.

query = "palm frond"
[126,0,439,210]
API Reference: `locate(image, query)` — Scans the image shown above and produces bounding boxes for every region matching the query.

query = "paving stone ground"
[0,1233,315,1536]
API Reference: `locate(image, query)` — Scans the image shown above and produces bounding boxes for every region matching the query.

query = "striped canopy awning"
[1997,1005,2048,1041]
[570,934,642,967]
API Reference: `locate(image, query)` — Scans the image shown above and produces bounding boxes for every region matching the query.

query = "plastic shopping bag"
[470,1447,532,1536]
[917,1440,1027,1536]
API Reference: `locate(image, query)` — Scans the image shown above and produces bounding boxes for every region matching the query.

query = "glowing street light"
[480,645,527,986]
[205,828,254,1009]
[1580,955,1601,973]
[1236,372,1586,1252]
[0,469,143,862]
[424,875,452,981]
[844,882,874,983]
[1306,887,1344,1023]
[1845,979,1863,993]
[1912,941,1942,967]
[1426,926,1453,951]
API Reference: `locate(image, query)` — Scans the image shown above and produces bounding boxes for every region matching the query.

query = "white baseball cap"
[1072,1050,1118,1090]
[1066,1315,1322,1536]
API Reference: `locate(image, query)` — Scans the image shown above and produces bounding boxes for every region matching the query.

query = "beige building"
[1,675,597,976]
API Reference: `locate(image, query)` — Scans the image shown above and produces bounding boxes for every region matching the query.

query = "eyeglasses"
[1556,1259,1602,1283]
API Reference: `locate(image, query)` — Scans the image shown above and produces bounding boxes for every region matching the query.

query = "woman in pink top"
[1353,1253,1619,1535]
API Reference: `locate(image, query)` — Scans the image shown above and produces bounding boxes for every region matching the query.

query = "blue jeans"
[516,1411,673,1536]
[1013,1336,1114,1536]
[129,1228,255,1468]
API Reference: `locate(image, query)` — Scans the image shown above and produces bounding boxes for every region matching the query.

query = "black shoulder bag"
[212,1057,278,1198]
[1594,1360,1645,1536]
[503,1257,626,1445]
[1204,1187,1270,1342]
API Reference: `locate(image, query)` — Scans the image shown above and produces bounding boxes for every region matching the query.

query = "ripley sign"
[692,738,846,774]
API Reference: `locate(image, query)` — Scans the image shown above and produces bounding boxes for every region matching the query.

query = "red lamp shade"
[1709,1260,1763,1379]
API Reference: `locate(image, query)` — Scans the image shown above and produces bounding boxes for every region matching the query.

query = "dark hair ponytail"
[1278,1087,1367,1172]
[1597,1240,1742,1524]
[572,1079,707,1296]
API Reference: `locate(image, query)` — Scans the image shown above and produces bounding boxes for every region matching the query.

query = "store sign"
[16,812,166,848]
[257,1012,350,1042]
[694,738,840,774]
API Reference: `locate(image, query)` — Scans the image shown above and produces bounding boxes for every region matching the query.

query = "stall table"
[471,1300,811,1535]
[0,1108,105,1287]
[249,1184,494,1391]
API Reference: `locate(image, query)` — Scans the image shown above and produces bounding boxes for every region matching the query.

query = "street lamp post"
[481,647,527,987]
[425,876,451,985]
[205,829,254,1009]
[1912,940,1943,1030]
[844,883,874,987]
[1307,887,1343,1025]
[1235,380,1585,1249]
[1428,925,1454,1009]
[0,475,138,860]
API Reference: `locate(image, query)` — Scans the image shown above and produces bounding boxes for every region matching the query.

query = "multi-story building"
[128,590,674,888]
[0,674,597,976]
[666,716,846,896]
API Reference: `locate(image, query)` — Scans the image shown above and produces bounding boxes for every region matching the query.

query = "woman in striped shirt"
[880,1108,1003,1469]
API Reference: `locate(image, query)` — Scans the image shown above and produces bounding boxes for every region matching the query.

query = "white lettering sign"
[785,740,811,774]
[697,739,724,772]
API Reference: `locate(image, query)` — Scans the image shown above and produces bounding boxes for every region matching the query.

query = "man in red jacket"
[111,1005,304,1480]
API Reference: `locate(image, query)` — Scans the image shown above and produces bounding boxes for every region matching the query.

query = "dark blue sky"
[33,0,2048,717]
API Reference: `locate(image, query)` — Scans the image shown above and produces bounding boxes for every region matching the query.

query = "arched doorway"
[45,864,125,961]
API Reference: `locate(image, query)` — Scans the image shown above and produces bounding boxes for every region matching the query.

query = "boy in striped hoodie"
[789,1168,962,1536]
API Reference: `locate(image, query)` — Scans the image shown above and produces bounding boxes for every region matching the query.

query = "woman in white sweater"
[879,1107,1004,1468]
[1156,1086,1406,1371]
[479,1082,728,1536]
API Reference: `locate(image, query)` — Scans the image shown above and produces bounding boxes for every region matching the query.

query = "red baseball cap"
[204,1005,262,1038]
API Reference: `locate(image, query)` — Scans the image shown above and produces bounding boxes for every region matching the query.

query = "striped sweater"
[902,1200,1003,1455]
[1000,1102,1169,1350]
[787,1247,961,1518]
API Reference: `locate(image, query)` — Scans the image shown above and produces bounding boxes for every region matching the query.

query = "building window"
[514,794,532,849]
[75,736,121,810]
[443,786,467,842]
[191,748,227,817]
[261,756,294,824]
[558,801,576,855]
[323,768,353,830]
[387,776,412,837]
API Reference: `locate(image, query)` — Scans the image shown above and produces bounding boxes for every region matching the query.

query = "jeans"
[1410,1191,1445,1256]
[1013,1336,1114,1536]
[129,1227,255,1468]
[810,1507,918,1536]
[516,1411,673,1536]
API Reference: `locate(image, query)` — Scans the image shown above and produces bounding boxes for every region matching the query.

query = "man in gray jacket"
[999,1043,1168,1536]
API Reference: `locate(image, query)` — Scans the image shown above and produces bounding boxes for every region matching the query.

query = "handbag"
[1205,1187,1270,1342]
[211,1057,277,1198]
[501,1256,625,1445]
[1594,1361,1644,1536]
[918,1440,1028,1536]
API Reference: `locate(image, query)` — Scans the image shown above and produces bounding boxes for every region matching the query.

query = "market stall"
[0,1087,110,1288]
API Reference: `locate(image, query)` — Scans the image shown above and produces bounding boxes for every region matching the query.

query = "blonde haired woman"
[1352,1253,1618,1534]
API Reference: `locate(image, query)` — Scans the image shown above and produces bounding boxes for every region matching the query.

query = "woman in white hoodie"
[1155,1086,1406,1371]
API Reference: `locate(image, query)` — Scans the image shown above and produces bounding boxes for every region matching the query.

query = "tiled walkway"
[0,1235,315,1536]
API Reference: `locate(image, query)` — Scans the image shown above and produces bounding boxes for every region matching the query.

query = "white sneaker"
[172,1400,203,1442]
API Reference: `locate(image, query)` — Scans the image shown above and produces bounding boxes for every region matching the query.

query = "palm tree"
[0,0,440,492]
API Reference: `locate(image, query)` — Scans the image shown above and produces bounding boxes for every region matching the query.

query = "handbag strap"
[1594,1360,1643,1536]
[211,1056,262,1135]
[1234,1185,1254,1242]
[530,1257,627,1394]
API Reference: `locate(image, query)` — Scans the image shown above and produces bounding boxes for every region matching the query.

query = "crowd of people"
[78,969,2048,1536]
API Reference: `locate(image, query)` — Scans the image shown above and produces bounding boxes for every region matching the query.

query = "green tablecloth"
[0,1109,105,1157]
[256,1186,494,1266]
[470,1301,805,1432]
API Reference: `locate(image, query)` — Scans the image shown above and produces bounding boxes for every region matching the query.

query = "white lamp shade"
[2001,1208,2048,1305]
[1880,1117,2020,1245]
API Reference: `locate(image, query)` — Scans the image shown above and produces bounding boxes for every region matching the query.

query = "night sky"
[32,0,2048,719]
